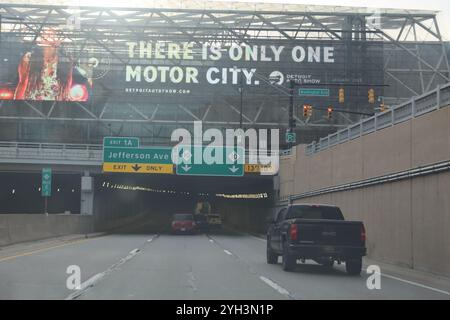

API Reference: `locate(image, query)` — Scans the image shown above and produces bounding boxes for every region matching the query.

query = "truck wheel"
[282,242,296,271]
[266,243,278,264]
[346,258,362,275]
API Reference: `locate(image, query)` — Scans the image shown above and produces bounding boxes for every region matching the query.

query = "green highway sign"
[103,136,140,148]
[175,146,244,177]
[103,147,172,164]
[299,88,330,97]
[41,168,52,197]
[286,132,296,144]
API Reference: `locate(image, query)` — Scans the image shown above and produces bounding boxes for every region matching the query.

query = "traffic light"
[327,106,333,119]
[302,105,313,118]
[338,88,345,103]
[368,88,375,104]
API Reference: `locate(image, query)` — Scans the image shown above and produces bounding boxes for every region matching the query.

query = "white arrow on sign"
[228,165,239,173]
[181,165,192,172]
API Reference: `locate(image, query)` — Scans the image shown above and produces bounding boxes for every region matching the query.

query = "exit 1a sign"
[103,137,140,148]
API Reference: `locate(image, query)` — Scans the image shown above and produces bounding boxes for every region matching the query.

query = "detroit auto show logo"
[269,70,284,85]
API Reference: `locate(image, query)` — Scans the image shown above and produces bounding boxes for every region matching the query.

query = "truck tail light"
[361,224,366,243]
[289,224,298,241]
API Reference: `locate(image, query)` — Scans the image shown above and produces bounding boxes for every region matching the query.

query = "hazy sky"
[218,0,450,40]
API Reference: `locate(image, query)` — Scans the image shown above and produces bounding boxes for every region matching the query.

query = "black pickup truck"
[266,204,366,275]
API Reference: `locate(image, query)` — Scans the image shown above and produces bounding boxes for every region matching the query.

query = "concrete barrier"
[0,210,147,247]
[0,214,93,247]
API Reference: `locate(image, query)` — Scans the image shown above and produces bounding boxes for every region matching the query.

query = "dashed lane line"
[65,235,159,300]
[259,276,292,298]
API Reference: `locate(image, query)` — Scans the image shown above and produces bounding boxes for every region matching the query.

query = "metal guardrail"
[279,149,292,156]
[278,159,450,204]
[0,141,103,163]
[305,83,450,155]
[0,141,283,165]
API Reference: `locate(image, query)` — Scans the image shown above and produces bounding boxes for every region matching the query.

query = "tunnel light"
[215,192,268,199]
[72,189,75,193]
[57,188,60,192]
[12,189,15,194]
[38,187,41,192]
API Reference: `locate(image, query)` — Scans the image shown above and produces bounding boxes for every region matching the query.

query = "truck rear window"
[287,206,344,220]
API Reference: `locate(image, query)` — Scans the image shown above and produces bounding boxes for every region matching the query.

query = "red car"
[171,214,196,234]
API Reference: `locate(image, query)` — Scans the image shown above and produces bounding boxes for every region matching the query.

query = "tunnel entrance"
[94,172,274,234]
[0,172,81,214]
[0,170,274,234]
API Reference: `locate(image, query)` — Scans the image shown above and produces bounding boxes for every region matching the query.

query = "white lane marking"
[147,239,153,242]
[209,239,214,243]
[223,249,233,256]
[65,272,105,300]
[65,236,157,300]
[259,276,291,297]
[378,272,450,296]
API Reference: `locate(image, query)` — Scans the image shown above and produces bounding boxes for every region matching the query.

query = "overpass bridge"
[0,139,275,229]
[0,141,103,172]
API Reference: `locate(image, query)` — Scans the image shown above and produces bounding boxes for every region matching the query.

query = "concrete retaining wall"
[0,211,148,247]
[279,105,450,277]
[0,214,93,246]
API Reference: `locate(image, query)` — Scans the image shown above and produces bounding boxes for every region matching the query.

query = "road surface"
[0,224,449,299]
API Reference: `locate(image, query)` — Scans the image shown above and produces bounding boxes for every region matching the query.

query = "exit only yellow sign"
[103,162,174,174]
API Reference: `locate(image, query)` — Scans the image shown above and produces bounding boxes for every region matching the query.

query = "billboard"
[0,32,384,105]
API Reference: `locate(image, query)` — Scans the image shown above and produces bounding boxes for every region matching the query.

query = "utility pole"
[239,71,243,129]
[289,80,294,131]
[287,80,295,148]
